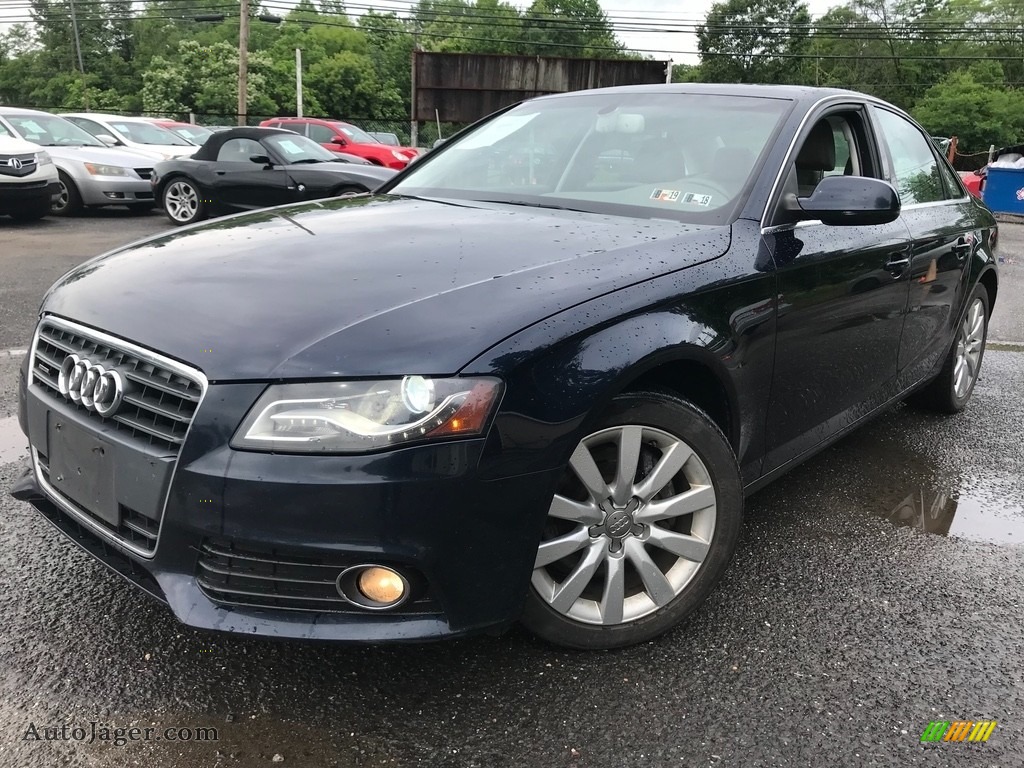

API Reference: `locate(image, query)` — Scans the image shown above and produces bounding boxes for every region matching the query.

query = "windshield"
[390,93,793,223]
[5,114,103,147]
[334,123,377,144]
[169,124,213,144]
[111,120,194,146]
[265,133,339,163]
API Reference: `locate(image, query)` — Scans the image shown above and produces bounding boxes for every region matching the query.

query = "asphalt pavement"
[0,209,1021,768]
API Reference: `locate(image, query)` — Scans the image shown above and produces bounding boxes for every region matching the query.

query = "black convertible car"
[12,85,998,649]
[151,127,395,225]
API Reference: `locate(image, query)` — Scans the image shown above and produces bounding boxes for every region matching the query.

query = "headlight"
[36,152,54,166]
[84,162,128,176]
[391,150,409,162]
[231,377,502,453]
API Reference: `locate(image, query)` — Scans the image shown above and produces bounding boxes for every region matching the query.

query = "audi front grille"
[28,316,207,555]
[31,318,203,453]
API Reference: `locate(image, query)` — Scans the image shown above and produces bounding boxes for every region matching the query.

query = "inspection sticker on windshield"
[680,192,713,206]
[650,189,681,202]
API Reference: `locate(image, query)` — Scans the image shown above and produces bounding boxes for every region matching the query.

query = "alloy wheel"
[531,425,717,626]
[954,297,985,399]
[54,180,70,212]
[165,181,199,222]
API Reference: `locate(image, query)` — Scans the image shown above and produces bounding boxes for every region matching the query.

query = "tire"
[52,171,82,216]
[910,284,989,414]
[9,198,51,221]
[162,178,206,226]
[520,391,743,650]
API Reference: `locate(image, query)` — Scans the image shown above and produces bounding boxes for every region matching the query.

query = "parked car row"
[0,106,416,222]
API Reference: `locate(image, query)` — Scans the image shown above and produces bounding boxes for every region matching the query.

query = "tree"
[698,0,812,83]
[912,61,1024,152]
[522,0,622,57]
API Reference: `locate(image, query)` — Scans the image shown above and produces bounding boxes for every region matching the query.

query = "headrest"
[796,121,836,172]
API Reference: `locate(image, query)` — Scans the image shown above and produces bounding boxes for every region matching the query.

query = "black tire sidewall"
[520,391,743,650]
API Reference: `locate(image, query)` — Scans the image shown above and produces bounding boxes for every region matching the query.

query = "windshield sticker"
[681,192,713,206]
[276,139,304,155]
[650,188,681,202]
[19,120,46,135]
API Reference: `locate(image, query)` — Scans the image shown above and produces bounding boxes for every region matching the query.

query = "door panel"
[210,163,290,210]
[761,218,914,473]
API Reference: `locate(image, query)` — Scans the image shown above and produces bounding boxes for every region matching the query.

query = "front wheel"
[162,178,206,225]
[52,171,83,216]
[520,391,743,650]
[910,284,989,413]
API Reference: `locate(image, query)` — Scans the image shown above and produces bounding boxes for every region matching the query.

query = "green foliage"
[698,0,812,84]
[912,61,1024,152]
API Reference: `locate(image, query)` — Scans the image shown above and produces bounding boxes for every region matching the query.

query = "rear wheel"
[911,284,989,413]
[162,178,205,225]
[52,171,82,216]
[520,391,743,649]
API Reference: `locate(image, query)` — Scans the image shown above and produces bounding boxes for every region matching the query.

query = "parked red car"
[259,117,418,169]
[959,169,985,199]
[148,119,215,146]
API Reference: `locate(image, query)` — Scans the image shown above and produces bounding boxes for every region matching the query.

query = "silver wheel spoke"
[625,537,675,606]
[646,525,710,563]
[535,526,591,568]
[548,494,603,525]
[634,441,692,501]
[612,426,643,505]
[600,553,625,625]
[569,442,610,503]
[636,484,715,523]
[550,540,607,612]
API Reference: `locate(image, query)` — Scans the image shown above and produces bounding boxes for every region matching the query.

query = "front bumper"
[0,179,60,206]
[13,368,559,642]
[74,175,154,206]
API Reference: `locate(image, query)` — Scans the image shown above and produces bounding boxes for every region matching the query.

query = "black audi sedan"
[151,127,395,225]
[12,85,998,649]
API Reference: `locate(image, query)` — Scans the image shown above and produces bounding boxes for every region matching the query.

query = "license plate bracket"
[47,414,118,528]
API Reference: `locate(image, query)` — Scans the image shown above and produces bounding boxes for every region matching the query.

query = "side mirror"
[249,154,273,166]
[789,175,900,226]
[96,134,118,146]
[331,136,347,147]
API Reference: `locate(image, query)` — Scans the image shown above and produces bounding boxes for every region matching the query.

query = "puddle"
[882,487,1024,544]
[0,415,29,465]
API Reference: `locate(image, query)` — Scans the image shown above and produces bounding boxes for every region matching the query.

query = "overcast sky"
[0,0,843,65]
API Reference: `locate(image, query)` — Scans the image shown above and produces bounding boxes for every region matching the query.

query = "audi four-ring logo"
[57,354,125,416]
[7,157,24,170]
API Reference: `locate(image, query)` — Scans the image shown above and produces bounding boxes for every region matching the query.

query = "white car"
[61,113,199,161]
[0,133,60,220]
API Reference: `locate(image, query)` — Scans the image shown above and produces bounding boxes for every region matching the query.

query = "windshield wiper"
[477,199,587,212]
[290,158,324,164]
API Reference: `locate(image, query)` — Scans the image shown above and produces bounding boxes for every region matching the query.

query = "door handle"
[215,170,227,176]
[952,236,973,261]
[884,254,911,276]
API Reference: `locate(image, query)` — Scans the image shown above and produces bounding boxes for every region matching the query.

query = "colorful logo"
[920,720,997,743]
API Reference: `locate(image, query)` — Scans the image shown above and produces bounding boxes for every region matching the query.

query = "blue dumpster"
[982,166,1024,214]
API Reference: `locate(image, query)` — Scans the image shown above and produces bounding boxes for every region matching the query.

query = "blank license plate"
[48,414,118,527]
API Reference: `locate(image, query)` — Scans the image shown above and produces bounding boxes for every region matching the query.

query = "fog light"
[357,567,406,604]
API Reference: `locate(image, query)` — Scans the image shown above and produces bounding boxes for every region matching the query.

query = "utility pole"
[238,0,250,126]
[67,0,89,110]
[296,48,303,118]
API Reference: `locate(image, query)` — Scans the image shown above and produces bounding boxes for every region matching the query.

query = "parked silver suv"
[0,108,158,215]
[0,132,59,220]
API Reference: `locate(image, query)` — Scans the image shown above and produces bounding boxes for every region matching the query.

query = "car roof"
[531,82,872,105]
[191,126,301,161]
[0,106,53,116]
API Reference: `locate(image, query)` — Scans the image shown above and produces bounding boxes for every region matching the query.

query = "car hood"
[287,162,395,183]
[40,196,730,381]
[44,144,160,166]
